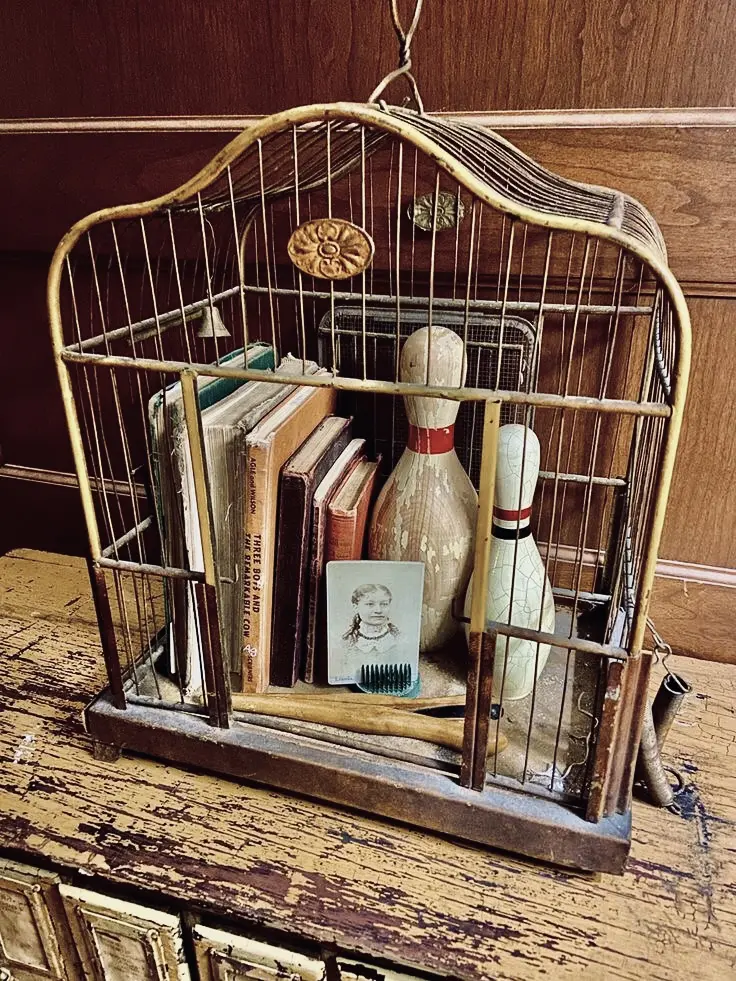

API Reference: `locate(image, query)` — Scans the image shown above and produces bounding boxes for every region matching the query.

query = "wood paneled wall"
[2,0,736,658]
[2,121,735,569]
[3,1,736,116]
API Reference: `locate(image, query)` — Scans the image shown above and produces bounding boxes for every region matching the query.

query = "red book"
[326,458,382,562]
[307,457,381,682]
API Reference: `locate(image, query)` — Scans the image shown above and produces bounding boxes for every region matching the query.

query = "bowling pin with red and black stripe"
[465,423,555,700]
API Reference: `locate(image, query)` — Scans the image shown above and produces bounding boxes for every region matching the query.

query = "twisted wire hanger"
[369,0,426,114]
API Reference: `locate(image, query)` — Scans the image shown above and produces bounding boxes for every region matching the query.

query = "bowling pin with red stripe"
[368,325,477,651]
[465,423,556,700]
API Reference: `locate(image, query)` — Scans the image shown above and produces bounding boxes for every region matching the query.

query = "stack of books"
[148,343,381,695]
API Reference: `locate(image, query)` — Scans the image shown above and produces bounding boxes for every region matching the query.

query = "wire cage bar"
[48,102,690,873]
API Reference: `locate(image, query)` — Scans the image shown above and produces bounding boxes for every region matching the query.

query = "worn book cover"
[304,457,381,683]
[190,355,322,685]
[147,342,274,689]
[270,416,353,687]
[326,458,382,562]
[302,438,366,683]
[241,378,337,691]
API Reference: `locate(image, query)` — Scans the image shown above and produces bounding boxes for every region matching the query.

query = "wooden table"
[1,549,735,980]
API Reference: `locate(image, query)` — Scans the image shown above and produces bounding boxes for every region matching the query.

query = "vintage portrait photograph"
[325,560,425,686]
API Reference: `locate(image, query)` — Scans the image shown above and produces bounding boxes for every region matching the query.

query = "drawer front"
[192,925,325,981]
[59,886,189,981]
[0,859,78,981]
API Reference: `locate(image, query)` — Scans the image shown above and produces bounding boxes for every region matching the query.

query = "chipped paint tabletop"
[1,549,735,980]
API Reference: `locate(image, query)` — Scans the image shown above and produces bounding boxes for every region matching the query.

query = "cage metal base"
[83,686,632,874]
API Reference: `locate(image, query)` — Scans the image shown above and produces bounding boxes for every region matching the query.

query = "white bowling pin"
[368,326,477,651]
[465,424,555,700]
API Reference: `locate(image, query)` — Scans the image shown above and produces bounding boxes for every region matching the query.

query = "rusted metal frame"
[85,692,632,874]
[70,284,654,352]
[568,252,627,631]
[59,350,672,418]
[179,371,216,586]
[651,292,673,398]
[195,582,231,730]
[538,470,626,487]
[583,567,635,821]
[612,651,653,814]
[584,658,625,822]
[321,322,530,354]
[629,413,667,638]
[469,629,498,790]
[425,167,442,385]
[461,400,500,790]
[87,562,126,710]
[100,517,153,558]
[629,257,690,652]
[589,265,643,594]
[0,463,149,499]
[552,586,611,604]
[45,103,689,357]
[127,694,207,716]
[595,648,642,817]
[179,369,231,728]
[44,100,692,870]
[595,482,628,597]
[611,395,661,649]
[628,414,662,615]
[97,556,203,582]
[490,621,627,661]
[109,226,170,663]
[604,490,634,644]
[579,655,608,808]
[196,191,223,366]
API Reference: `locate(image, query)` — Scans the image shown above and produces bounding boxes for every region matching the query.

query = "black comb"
[359,663,413,695]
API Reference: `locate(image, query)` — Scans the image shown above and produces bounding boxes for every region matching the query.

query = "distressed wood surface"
[1,549,735,980]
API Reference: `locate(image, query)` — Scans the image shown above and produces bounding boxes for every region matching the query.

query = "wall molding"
[2,106,736,135]
[655,558,736,589]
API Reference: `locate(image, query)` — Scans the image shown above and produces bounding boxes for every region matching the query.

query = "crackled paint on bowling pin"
[368,326,477,651]
[465,423,555,700]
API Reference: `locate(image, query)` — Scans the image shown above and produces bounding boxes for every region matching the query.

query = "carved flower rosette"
[409,191,465,231]
[287,218,375,280]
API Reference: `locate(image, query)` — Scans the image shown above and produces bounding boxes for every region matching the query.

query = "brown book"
[302,438,366,683]
[326,458,382,562]
[240,377,336,691]
[269,416,353,687]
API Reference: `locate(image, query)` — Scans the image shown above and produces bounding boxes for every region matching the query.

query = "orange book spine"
[326,460,381,563]
[326,513,362,562]
[240,384,337,691]
[241,437,271,691]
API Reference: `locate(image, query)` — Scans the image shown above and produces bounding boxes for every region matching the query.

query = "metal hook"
[369,0,426,113]
[646,616,673,673]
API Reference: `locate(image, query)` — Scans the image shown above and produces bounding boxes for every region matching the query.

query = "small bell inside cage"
[47,1,689,873]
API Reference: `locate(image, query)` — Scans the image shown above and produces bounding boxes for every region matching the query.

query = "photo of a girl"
[326,560,424,686]
[342,583,401,656]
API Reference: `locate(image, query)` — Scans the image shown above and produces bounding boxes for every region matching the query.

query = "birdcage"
[47,7,689,874]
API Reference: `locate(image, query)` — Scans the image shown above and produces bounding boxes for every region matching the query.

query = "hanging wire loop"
[369,0,426,114]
